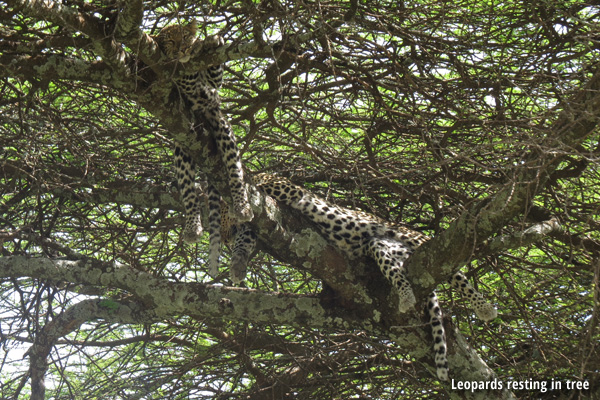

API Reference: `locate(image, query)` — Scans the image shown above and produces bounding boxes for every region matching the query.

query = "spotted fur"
[252,173,497,381]
[154,22,496,381]
[156,21,253,244]
[205,184,256,283]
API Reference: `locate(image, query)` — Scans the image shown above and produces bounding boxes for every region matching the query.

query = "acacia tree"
[1,1,599,399]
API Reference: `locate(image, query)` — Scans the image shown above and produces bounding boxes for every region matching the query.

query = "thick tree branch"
[27,298,160,400]
[0,53,133,91]
[0,254,511,395]
[0,255,371,331]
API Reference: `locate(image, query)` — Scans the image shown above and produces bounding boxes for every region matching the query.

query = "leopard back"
[252,173,497,381]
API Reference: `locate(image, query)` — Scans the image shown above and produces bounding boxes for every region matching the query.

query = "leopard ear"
[188,20,198,34]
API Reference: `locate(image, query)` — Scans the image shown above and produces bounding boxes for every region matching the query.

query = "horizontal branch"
[0,255,371,332]
[0,53,135,92]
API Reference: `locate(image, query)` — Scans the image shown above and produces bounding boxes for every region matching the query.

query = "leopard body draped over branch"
[154,22,496,382]
[155,21,253,244]
[252,173,498,381]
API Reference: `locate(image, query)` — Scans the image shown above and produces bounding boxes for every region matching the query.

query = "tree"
[1,1,599,399]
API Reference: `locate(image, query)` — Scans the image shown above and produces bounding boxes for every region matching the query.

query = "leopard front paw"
[182,216,204,243]
[230,254,249,284]
[190,34,224,58]
[208,252,220,279]
[436,365,449,381]
[474,302,498,322]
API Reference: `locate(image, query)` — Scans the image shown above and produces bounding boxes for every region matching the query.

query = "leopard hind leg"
[366,237,416,313]
[174,145,204,243]
[203,107,253,223]
[206,184,222,278]
[229,223,257,284]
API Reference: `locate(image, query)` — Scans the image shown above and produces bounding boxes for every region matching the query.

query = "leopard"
[154,21,496,382]
[205,183,256,283]
[155,21,253,244]
[251,173,498,381]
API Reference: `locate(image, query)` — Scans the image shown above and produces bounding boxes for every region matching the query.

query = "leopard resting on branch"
[196,171,498,380]
[154,21,497,382]
[155,21,253,247]
[250,173,498,380]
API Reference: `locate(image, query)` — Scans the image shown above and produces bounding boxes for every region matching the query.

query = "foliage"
[1,1,599,399]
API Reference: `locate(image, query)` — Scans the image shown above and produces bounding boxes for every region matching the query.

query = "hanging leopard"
[249,173,498,381]
[154,21,496,381]
[205,183,256,283]
[155,21,253,244]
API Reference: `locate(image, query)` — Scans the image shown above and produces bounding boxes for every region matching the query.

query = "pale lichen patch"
[291,228,328,259]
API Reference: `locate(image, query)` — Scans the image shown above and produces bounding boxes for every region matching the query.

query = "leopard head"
[155,20,198,62]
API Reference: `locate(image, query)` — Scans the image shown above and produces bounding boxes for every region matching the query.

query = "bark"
[0,255,374,331]
[27,298,159,400]
[0,254,514,399]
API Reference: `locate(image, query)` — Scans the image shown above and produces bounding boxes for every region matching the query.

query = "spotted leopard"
[251,173,498,381]
[156,21,253,243]
[205,184,256,283]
